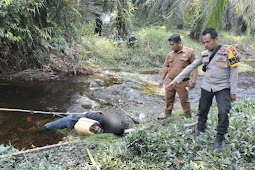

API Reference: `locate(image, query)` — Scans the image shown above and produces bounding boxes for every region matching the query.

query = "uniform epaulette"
[199,50,209,57]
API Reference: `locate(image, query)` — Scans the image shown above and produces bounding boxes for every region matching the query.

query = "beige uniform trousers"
[165,78,191,113]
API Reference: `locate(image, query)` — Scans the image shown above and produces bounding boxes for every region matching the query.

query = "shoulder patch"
[228,46,240,67]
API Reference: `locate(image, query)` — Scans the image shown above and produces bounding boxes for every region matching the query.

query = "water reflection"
[0,77,89,149]
[0,74,122,150]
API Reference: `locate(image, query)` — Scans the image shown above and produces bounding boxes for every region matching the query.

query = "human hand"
[187,82,196,90]
[159,79,164,88]
[91,111,104,115]
[231,94,236,102]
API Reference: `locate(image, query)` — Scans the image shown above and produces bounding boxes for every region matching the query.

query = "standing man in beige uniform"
[169,28,240,153]
[158,34,198,119]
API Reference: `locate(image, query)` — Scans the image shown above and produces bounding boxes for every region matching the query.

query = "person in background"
[126,32,138,47]
[158,34,198,119]
[168,28,240,153]
[111,30,123,46]
[94,14,103,36]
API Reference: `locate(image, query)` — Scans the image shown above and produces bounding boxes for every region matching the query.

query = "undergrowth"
[0,98,254,169]
[96,97,255,169]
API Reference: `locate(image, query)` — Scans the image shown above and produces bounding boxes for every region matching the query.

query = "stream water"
[0,69,254,150]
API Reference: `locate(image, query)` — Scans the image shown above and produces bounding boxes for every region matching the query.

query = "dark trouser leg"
[44,115,77,130]
[215,88,231,135]
[214,89,230,153]
[197,88,214,132]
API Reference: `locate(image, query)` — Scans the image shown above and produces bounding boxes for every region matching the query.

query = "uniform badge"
[218,57,223,61]
[220,48,226,52]
[219,62,224,66]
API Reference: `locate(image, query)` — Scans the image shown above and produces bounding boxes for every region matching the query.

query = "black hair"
[103,114,126,136]
[202,28,218,39]
[168,34,181,43]
[112,122,125,136]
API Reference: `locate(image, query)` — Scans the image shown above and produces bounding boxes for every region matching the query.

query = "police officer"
[169,28,240,153]
[158,34,198,119]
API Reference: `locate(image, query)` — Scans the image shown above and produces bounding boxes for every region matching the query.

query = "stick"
[0,108,85,115]
[0,140,79,159]
[115,105,140,124]
[184,122,197,129]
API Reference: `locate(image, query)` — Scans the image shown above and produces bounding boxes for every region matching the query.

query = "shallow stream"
[0,68,254,149]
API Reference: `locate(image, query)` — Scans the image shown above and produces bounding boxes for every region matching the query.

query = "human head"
[104,114,126,136]
[95,13,100,18]
[131,32,135,37]
[168,34,182,52]
[202,28,219,51]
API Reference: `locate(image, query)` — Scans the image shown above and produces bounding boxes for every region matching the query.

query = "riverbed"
[0,67,254,149]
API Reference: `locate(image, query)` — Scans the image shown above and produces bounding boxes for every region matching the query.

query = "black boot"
[214,134,224,153]
[185,111,192,118]
[196,127,205,137]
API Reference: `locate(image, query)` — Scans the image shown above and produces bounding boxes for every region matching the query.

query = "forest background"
[0,0,254,77]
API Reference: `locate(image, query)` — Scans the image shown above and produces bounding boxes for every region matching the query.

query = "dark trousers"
[197,88,231,135]
[94,28,102,36]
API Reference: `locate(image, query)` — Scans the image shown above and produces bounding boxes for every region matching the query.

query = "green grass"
[1,98,254,169]
[80,27,254,75]
[95,98,255,169]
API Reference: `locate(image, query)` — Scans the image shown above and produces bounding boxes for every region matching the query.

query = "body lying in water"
[18,111,126,136]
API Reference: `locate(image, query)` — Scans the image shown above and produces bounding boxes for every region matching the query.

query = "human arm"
[187,68,198,90]
[131,39,138,44]
[159,67,168,88]
[230,66,238,102]
[90,110,104,115]
[187,51,198,90]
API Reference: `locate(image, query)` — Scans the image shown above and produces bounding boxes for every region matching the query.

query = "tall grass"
[81,27,204,67]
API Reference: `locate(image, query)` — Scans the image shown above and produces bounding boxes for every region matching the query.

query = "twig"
[0,108,85,115]
[114,105,140,124]
[0,141,79,159]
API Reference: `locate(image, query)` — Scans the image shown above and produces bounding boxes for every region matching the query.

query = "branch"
[0,108,85,115]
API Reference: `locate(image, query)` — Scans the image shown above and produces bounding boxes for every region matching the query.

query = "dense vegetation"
[1,97,254,169]
[0,0,86,73]
[0,0,254,74]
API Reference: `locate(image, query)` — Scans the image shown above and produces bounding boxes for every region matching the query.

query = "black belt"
[183,78,190,82]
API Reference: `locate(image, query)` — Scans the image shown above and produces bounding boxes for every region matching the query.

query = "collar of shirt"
[174,46,185,54]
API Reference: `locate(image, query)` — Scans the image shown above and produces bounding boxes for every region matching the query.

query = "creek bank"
[1,65,255,168]
[0,53,96,81]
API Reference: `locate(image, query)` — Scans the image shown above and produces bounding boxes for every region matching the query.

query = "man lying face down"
[19,111,126,136]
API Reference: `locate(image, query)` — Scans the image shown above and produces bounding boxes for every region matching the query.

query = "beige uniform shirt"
[174,45,239,94]
[163,46,195,80]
